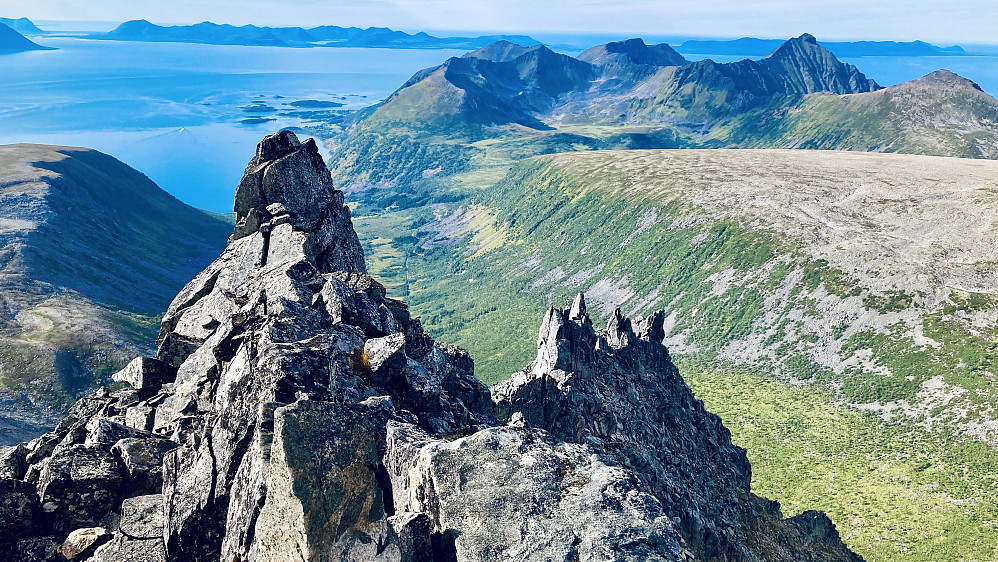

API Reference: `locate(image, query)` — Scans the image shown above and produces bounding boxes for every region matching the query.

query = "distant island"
[102,19,540,50]
[0,17,43,35]
[0,21,52,52]
[677,36,967,57]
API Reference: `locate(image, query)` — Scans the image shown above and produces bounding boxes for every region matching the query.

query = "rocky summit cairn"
[0,131,862,561]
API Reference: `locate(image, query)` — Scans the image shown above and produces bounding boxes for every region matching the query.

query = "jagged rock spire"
[493,295,861,561]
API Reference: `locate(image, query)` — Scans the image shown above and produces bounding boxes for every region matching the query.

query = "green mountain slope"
[346,149,998,561]
[0,144,231,443]
[313,35,998,561]
[714,70,998,158]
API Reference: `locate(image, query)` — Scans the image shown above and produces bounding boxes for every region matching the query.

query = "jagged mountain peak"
[0,133,861,561]
[756,32,880,94]
[763,32,824,59]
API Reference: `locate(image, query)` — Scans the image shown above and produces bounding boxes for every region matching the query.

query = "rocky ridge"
[0,131,861,561]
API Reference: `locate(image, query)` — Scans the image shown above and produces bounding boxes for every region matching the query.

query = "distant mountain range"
[102,19,540,49]
[375,34,880,128]
[0,22,51,52]
[330,33,998,196]
[677,37,968,57]
[0,144,230,444]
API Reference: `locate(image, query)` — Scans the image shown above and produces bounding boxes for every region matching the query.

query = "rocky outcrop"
[492,294,860,560]
[636,33,880,123]
[0,131,861,561]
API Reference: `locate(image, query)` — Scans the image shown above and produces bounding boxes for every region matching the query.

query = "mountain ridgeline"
[0,145,231,444]
[104,19,539,50]
[0,17,44,35]
[0,22,51,52]
[0,131,861,562]
[329,33,998,202]
[369,33,876,130]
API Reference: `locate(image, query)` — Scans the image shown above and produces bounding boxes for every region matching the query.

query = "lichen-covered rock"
[84,418,157,446]
[247,400,398,561]
[90,495,167,562]
[36,445,122,533]
[112,438,178,496]
[491,294,862,562]
[406,426,682,561]
[0,478,42,547]
[0,443,29,479]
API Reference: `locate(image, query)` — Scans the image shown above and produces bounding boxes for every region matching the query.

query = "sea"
[1,35,997,212]
[0,37,465,212]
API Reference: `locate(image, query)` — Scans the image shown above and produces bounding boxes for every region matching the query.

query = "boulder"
[247,400,400,560]
[36,444,123,533]
[112,357,176,394]
[84,418,158,446]
[0,478,42,547]
[0,443,29,479]
[61,527,109,560]
[90,495,167,562]
[406,426,681,561]
[112,438,179,495]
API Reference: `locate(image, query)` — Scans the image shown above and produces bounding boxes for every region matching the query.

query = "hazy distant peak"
[0,16,43,34]
[579,37,687,67]
[463,40,533,62]
[902,69,985,92]
[764,33,822,59]
[0,21,52,52]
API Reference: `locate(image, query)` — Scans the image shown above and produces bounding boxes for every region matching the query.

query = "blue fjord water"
[0,37,465,212]
[1,36,996,212]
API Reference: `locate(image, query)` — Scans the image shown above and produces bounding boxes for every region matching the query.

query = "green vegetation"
[321,66,998,559]
[709,74,998,160]
[685,365,998,562]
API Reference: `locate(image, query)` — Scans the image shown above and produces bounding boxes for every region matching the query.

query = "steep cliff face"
[0,131,860,561]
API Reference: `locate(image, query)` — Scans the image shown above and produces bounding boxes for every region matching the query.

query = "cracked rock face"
[0,131,861,562]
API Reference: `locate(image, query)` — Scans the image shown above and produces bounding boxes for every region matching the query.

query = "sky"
[2,0,996,44]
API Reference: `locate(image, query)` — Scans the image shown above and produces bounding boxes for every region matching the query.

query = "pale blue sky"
[2,0,995,44]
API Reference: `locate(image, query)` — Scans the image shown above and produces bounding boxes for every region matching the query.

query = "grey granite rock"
[90,495,167,562]
[0,478,42,548]
[60,527,109,560]
[111,357,176,394]
[492,296,862,561]
[112,438,178,496]
[36,445,122,533]
[0,443,29,480]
